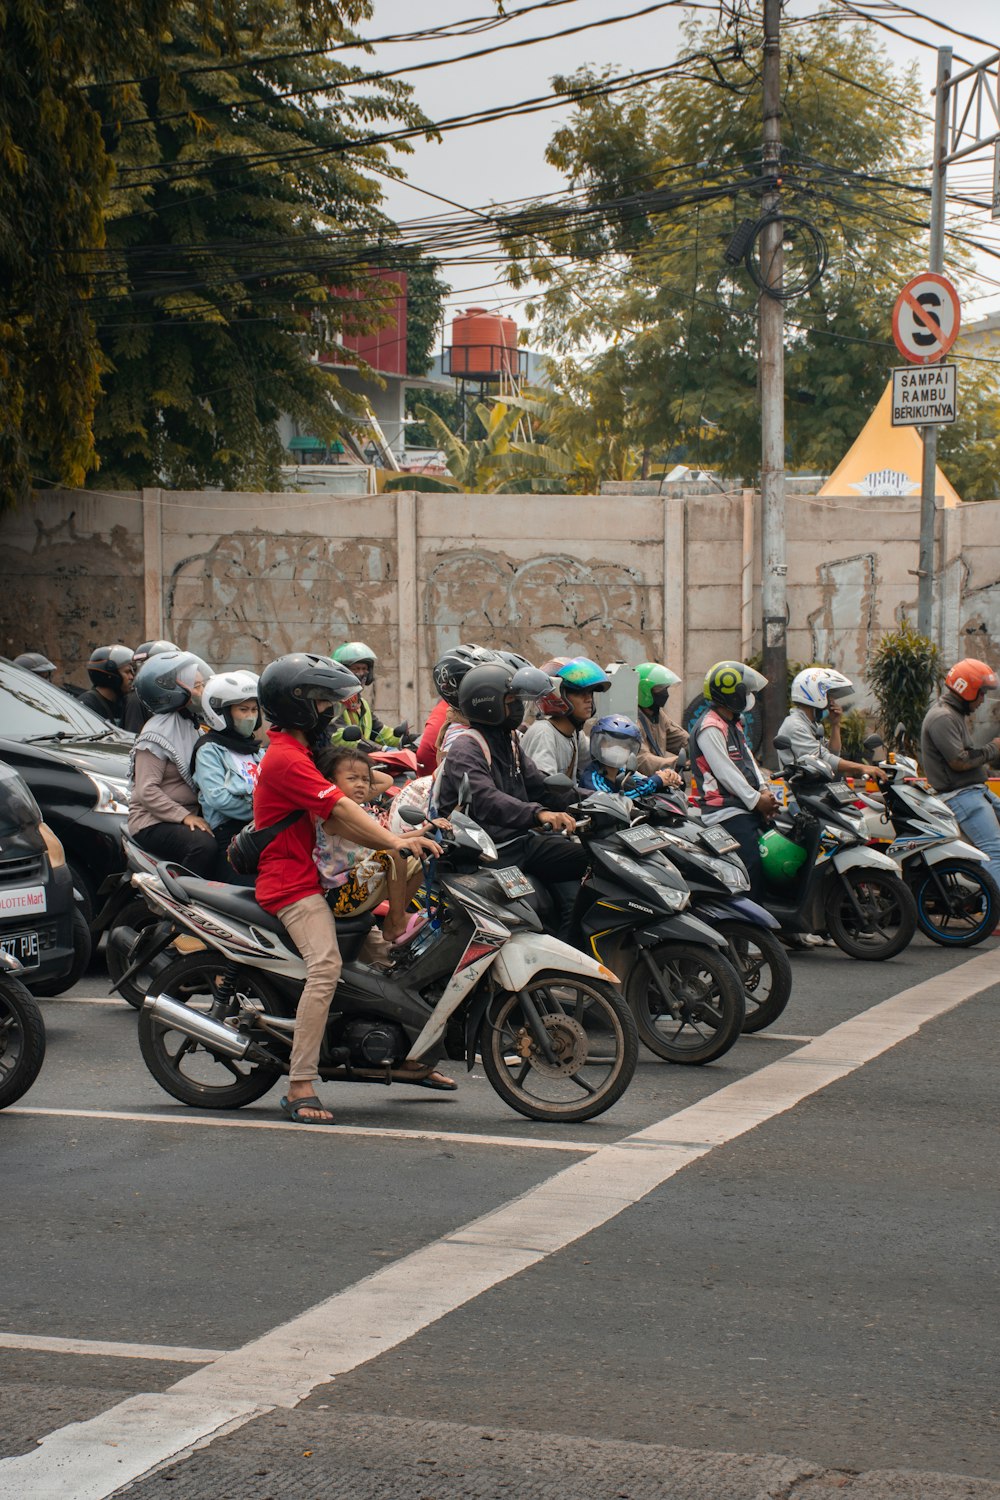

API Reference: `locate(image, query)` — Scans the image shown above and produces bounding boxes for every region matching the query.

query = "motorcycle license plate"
[829,782,857,806]
[617,824,672,856]
[495,866,534,899]
[700,825,739,855]
[0,930,39,967]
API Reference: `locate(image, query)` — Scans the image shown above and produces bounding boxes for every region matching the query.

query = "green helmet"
[759,827,808,885]
[333,640,376,686]
[636,661,681,710]
[703,660,767,715]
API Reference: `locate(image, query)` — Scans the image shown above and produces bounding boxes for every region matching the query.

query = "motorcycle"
[131,796,639,1124]
[526,780,747,1066]
[0,951,46,1108]
[763,736,917,959]
[98,838,182,1009]
[857,730,999,947]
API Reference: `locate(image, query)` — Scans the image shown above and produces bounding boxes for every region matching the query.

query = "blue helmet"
[589,714,642,771]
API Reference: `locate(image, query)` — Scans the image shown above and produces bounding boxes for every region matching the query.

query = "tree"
[506,13,938,480]
[939,365,1000,500]
[384,398,570,493]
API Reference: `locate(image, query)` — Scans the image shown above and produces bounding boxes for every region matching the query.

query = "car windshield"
[0,660,118,741]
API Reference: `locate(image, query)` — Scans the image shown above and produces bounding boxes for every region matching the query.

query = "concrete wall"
[2,486,999,731]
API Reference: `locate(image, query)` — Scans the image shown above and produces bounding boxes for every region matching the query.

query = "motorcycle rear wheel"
[626,943,745,1064]
[913,860,1000,947]
[137,951,284,1109]
[824,869,916,960]
[714,920,793,1034]
[481,973,637,1122]
[106,899,163,1009]
[0,974,46,1108]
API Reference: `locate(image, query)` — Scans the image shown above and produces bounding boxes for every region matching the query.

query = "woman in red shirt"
[255,654,442,1125]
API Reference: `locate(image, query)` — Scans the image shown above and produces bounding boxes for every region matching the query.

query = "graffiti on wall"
[0,512,143,683]
[168,532,396,670]
[423,551,659,667]
[807,553,878,681]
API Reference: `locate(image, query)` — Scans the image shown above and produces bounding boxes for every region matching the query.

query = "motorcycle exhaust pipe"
[142,992,252,1060]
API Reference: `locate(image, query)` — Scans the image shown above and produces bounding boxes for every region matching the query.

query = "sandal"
[350,1065,457,1091]
[279,1094,336,1125]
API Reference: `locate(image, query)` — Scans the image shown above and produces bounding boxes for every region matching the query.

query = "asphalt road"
[2,934,999,1499]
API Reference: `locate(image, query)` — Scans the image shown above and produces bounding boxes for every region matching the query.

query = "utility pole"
[759,0,786,763]
[916,45,952,640]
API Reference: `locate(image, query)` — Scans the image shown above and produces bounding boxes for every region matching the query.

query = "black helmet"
[14,652,56,677]
[134,649,211,715]
[86,644,134,693]
[458,663,553,727]
[432,643,499,707]
[496,649,533,674]
[258,653,361,731]
[133,639,177,670]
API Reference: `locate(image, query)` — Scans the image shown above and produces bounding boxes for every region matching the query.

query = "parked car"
[0,658,132,924]
[0,758,89,996]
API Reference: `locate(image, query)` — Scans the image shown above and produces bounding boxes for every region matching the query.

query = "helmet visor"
[591,732,639,770]
[742,665,768,694]
[510,666,554,700]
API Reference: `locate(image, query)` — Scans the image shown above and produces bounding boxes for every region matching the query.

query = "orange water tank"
[449,308,519,378]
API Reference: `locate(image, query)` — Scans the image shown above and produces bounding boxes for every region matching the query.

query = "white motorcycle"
[127,798,639,1124]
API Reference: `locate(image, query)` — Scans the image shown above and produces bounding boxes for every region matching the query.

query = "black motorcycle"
[0,952,46,1108]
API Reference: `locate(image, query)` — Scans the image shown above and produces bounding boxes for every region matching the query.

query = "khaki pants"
[277,893,343,1085]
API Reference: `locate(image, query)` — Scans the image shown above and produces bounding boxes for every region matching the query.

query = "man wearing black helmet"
[254,653,445,1125]
[79,645,135,726]
[13,652,58,681]
[435,660,587,940]
[123,640,178,733]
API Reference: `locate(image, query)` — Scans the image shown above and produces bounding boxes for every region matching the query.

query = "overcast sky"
[350,1,1000,347]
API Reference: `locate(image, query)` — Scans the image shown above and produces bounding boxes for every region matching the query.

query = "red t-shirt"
[416,698,450,776]
[253,730,344,913]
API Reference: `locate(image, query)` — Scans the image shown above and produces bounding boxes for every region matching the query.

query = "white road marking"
[745,1031,816,1042]
[0,1333,226,1364]
[5,1105,599,1154]
[41,995,121,1006]
[3,946,998,1500]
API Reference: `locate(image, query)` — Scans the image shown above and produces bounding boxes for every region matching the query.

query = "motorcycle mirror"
[544,773,575,791]
[863,733,884,752]
[398,804,424,827]
[673,748,688,773]
[893,721,906,745]
[457,771,471,812]
[340,725,363,742]
[393,720,409,739]
[773,734,793,754]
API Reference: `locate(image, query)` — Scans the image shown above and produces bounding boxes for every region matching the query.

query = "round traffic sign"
[892,273,961,364]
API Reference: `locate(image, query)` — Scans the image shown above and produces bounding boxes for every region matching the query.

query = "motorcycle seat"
[174,878,375,941]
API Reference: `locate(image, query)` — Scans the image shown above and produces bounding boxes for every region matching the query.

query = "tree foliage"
[867,616,942,753]
[506,12,943,481]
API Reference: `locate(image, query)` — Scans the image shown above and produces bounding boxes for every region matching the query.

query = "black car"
[0,659,133,923]
[0,758,87,995]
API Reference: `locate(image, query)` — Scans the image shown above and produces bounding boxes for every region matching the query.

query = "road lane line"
[5,1105,601,1154]
[0,1333,226,1363]
[4,945,998,1500]
[42,995,122,1005]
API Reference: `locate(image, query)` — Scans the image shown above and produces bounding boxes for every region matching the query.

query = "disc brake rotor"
[514,1013,590,1076]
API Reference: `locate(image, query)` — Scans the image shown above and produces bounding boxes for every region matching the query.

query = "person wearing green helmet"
[327,641,405,751]
[691,661,779,896]
[634,661,688,778]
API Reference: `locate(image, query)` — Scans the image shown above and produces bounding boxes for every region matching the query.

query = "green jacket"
[327,695,401,749]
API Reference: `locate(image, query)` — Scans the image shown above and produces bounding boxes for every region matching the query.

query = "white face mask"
[744,693,756,712]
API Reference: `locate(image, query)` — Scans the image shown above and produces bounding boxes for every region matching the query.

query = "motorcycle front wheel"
[481,974,638,1123]
[626,943,745,1064]
[912,860,1000,947]
[137,951,284,1109]
[824,869,916,960]
[714,920,793,1034]
[0,974,46,1108]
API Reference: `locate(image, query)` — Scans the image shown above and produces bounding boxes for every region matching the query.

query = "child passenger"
[313,745,425,945]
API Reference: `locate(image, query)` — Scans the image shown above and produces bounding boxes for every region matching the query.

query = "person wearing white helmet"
[191,671,265,865]
[776,667,886,782]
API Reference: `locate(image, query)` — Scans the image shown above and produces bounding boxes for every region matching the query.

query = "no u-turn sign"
[892,273,961,364]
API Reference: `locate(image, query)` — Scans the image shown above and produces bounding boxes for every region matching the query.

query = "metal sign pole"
[759,0,786,764]
[917,45,953,641]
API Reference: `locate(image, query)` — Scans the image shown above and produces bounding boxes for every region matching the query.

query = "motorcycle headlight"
[718,861,750,892]
[466,826,497,863]
[657,885,690,912]
[602,849,690,910]
[86,773,130,815]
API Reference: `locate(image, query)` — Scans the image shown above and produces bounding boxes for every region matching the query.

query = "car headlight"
[39,821,66,868]
[86,773,130,815]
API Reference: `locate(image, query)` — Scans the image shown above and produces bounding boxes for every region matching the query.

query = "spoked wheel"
[715,920,793,1034]
[824,869,916,960]
[0,974,46,1108]
[481,973,637,1122]
[913,861,1000,947]
[137,951,284,1109]
[626,943,745,1064]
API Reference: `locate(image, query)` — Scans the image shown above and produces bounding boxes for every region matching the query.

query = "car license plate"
[701,825,740,854]
[495,866,534,899]
[0,930,40,967]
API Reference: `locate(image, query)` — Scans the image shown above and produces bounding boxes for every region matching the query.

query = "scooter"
[0,951,46,1108]
[130,796,639,1124]
[857,730,999,947]
[762,736,917,960]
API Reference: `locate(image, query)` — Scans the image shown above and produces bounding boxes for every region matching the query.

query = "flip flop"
[279,1094,337,1125]
[349,1066,458,1091]
[390,913,427,947]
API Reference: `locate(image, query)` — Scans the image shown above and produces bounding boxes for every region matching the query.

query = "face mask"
[651,690,670,714]
[233,717,257,739]
[743,693,756,712]
[503,701,526,731]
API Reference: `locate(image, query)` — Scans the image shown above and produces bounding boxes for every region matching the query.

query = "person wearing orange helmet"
[921,657,1000,891]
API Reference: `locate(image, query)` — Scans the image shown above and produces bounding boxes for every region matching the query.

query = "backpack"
[386,727,492,835]
[226,809,305,876]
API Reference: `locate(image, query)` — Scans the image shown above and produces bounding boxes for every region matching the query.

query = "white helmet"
[202,670,260,732]
[791,667,854,711]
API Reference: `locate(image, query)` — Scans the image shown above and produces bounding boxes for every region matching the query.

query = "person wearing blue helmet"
[521,657,611,780]
[581,715,682,796]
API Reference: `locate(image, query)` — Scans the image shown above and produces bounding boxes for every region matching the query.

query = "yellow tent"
[818,379,961,505]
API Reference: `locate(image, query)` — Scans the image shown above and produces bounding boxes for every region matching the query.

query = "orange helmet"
[944,658,999,702]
